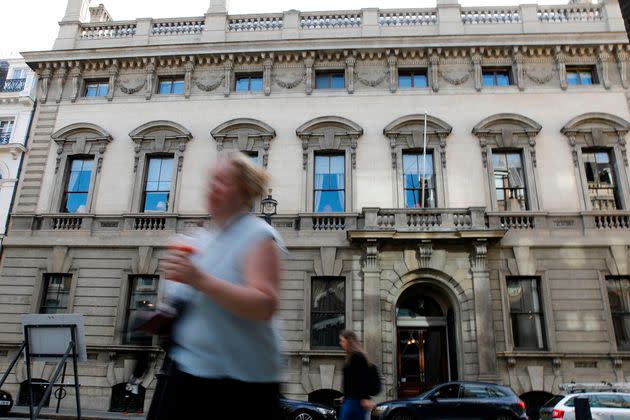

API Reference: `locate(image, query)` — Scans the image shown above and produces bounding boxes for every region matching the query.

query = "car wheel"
[294,411,315,420]
[389,410,414,420]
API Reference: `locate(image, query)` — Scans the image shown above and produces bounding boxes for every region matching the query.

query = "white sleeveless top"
[167,214,286,382]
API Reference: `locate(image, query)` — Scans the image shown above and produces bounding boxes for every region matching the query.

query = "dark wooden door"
[397,327,448,398]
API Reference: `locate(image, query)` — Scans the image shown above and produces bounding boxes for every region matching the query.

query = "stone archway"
[382,269,470,399]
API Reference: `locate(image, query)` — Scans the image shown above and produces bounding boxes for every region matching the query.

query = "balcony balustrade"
[0,133,11,145]
[0,78,25,93]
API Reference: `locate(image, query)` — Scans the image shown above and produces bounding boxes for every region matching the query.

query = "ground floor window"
[109,382,145,413]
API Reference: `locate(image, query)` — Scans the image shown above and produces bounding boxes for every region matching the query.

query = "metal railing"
[0,78,25,93]
[0,133,11,144]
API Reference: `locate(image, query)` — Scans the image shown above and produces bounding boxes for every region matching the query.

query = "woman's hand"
[160,249,204,289]
[361,399,375,411]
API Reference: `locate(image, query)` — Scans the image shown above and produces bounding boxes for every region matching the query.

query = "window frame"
[60,155,95,214]
[157,76,186,95]
[490,149,529,211]
[604,276,630,352]
[123,275,159,346]
[141,154,175,213]
[402,149,438,209]
[313,152,346,213]
[233,72,264,93]
[0,119,14,144]
[566,65,599,86]
[38,273,73,314]
[398,68,429,89]
[581,148,622,211]
[309,275,347,350]
[83,78,109,97]
[314,70,346,90]
[481,67,513,87]
[505,276,548,351]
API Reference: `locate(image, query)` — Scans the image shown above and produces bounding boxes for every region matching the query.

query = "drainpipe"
[0,98,37,259]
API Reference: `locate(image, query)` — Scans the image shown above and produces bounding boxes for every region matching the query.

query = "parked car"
[371,381,528,420]
[280,397,337,420]
[539,392,630,419]
[0,389,13,416]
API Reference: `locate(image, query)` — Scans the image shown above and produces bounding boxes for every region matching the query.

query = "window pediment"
[51,123,112,173]
[210,118,276,167]
[472,114,542,167]
[129,120,192,172]
[561,112,630,166]
[296,116,363,169]
[383,114,452,169]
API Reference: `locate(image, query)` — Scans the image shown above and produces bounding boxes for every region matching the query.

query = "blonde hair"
[220,150,270,209]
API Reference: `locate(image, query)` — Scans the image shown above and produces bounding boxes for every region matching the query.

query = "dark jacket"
[342,351,370,399]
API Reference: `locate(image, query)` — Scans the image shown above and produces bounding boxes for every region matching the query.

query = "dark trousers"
[148,364,281,420]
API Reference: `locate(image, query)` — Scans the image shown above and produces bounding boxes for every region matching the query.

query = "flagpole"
[421,110,428,208]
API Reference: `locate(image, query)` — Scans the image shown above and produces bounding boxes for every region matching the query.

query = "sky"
[1,0,575,58]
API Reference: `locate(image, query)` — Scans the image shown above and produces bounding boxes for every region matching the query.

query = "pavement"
[0,406,145,420]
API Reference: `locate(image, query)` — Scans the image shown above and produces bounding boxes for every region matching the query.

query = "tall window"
[403,151,436,208]
[311,277,345,348]
[482,67,512,86]
[507,277,546,350]
[583,149,620,210]
[143,156,173,212]
[39,274,72,314]
[84,80,109,97]
[566,66,597,86]
[314,154,345,212]
[125,276,159,345]
[61,157,94,213]
[606,276,630,351]
[235,73,263,92]
[399,69,428,89]
[158,77,185,94]
[0,120,14,144]
[315,71,345,89]
[493,151,527,211]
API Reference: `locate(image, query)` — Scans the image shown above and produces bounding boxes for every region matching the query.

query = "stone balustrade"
[378,10,438,27]
[8,210,630,245]
[64,1,619,50]
[79,22,137,39]
[152,18,205,35]
[537,3,603,23]
[299,12,362,29]
[461,7,521,24]
[227,14,284,32]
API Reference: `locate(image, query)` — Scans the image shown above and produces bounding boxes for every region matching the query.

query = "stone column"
[471,239,498,380]
[362,239,382,367]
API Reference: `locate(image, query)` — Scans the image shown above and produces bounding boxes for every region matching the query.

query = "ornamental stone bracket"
[555,48,568,91]
[616,45,629,89]
[296,116,363,170]
[210,118,276,167]
[417,240,433,269]
[144,58,156,100]
[561,112,630,167]
[598,46,612,90]
[471,239,487,272]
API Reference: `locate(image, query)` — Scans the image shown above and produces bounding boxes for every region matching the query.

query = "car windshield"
[542,396,564,408]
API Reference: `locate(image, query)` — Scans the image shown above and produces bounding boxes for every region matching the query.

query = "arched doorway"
[396,283,458,398]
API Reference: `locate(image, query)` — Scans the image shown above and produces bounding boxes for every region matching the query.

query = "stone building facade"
[1,0,630,416]
[0,58,36,253]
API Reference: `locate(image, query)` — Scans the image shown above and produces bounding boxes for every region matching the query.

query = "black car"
[371,381,528,420]
[0,389,13,416]
[280,397,337,420]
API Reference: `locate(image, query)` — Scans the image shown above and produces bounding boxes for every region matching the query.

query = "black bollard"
[574,396,592,420]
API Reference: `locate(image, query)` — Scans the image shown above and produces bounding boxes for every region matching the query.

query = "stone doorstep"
[1,406,145,420]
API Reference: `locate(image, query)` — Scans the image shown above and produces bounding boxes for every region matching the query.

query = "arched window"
[561,113,630,211]
[472,114,542,211]
[50,123,112,214]
[128,121,192,213]
[296,116,363,212]
[383,114,452,208]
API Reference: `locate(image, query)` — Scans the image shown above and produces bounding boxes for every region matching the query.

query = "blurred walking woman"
[339,330,375,420]
[157,152,285,419]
